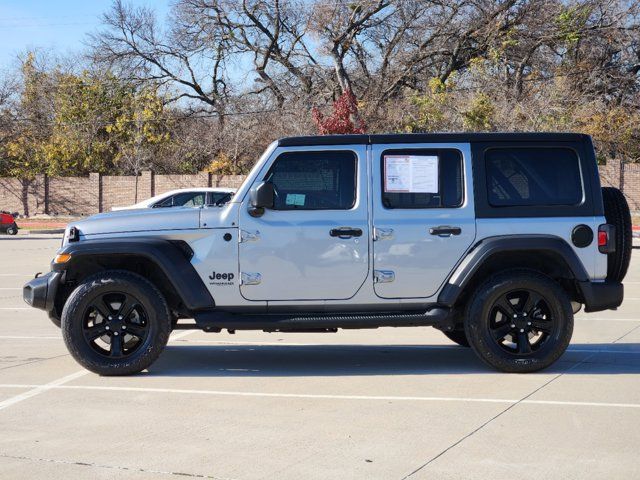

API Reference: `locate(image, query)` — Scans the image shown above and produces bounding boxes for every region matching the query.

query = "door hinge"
[373,270,395,283]
[240,230,260,243]
[373,228,394,241]
[241,272,262,286]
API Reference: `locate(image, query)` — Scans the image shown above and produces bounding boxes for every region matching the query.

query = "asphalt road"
[0,234,639,479]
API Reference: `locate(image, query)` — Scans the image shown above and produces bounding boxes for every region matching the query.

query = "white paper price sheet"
[383,155,439,193]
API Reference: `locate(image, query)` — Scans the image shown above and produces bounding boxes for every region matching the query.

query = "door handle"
[429,226,462,237]
[330,227,363,238]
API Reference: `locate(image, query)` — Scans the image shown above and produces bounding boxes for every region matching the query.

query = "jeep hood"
[69,206,235,238]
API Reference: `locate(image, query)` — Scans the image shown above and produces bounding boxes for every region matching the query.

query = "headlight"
[54,253,72,264]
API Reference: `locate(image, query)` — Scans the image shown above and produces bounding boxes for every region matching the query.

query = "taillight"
[598,230,608,247]
[598,224,615,254]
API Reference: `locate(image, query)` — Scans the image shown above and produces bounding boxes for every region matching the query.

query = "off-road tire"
[465,269,573,373]
[61,270,171,375]
[443,329,470,347]
[602,187,632,282]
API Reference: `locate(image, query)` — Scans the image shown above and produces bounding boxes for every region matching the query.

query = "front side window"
[486,148,583,207]
[265,150,357,210]
[381,149,463,209]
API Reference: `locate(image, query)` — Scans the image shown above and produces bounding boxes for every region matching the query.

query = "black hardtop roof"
[278,132,590,147]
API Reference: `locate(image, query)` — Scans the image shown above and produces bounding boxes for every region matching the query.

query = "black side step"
[192,308,451,332]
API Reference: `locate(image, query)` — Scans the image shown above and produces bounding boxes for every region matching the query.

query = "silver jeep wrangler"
[23,133,631,375]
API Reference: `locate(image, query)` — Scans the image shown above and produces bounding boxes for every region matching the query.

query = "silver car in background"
[112,187,236,211]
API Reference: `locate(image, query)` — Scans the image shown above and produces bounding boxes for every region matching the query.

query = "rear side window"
[381,149,463,209]
[265,150,357,210]
[486,148,583,207]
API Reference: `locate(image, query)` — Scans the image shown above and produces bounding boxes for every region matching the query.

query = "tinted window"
[381,149,463,209]
[156,192,206,208]
[486,148,582,207]
[265,151,357,210]
[179,192,206,207]
[155,195,175,207]
[209,192,233,205]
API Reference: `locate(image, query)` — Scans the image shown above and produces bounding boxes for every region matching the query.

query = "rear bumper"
[579,280,623,312]
[23,272,61,319]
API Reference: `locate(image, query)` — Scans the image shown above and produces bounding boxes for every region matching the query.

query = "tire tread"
[61,270,171,376]
[464,269,573,373]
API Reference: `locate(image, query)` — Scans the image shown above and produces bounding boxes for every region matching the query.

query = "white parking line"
[0,288,22,290]
[0,330,194,412]
[0,383,637,409]
[576,318,640,322]
[0,371,88,411]
[0,336,61,340]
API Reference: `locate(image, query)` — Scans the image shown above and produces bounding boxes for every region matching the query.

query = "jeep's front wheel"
[465,270,573,373]
[61,271,171,375]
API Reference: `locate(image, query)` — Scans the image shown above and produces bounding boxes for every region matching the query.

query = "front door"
[371,143,476,299]
[238,146,369,301]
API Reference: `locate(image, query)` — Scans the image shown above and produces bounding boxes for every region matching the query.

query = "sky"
[0,0,170,69]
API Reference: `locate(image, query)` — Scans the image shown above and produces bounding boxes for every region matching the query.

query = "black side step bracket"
[191,307,451,332]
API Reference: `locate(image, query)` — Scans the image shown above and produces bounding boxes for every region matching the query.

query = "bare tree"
[177,0,318,107]
[90,0,230,117]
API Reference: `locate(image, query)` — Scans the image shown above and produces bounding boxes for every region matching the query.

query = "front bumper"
[579,280,624,312]
[23,271,62,319]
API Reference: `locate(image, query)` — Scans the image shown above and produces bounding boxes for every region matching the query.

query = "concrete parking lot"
[0,234,639,479]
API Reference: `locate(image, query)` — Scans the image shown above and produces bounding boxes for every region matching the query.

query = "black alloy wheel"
[82,291,150,359]
[62,270,171,375]
[487,289,556,356]
[465,269,573,373]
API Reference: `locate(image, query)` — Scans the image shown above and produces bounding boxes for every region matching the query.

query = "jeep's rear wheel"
[602,187,632,282]
[465,270,573,373]
[61,271,171,375]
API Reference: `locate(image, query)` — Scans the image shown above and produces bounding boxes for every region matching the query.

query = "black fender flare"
[54,237,214,311]
[438,235,589,307]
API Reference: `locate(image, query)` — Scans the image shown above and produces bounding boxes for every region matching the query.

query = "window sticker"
[384,155,439,193]
[285,193,306,206]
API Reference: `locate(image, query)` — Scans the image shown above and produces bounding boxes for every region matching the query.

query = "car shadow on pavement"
[147,343,640,377]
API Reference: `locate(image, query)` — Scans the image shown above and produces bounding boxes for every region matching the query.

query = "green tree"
[3,53,171,178]
[405,78,456,133]
[462,93,495,131]
[48,73,170,176]
[3,53,52,178]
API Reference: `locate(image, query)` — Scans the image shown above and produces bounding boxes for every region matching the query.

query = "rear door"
[371,143,476,298]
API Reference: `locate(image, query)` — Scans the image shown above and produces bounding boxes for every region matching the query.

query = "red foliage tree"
[312,90,366,134]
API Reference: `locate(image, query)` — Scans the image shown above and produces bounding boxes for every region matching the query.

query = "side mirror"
[248,182,274,217]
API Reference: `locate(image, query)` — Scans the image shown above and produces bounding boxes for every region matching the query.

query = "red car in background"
[0,211,18,235]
